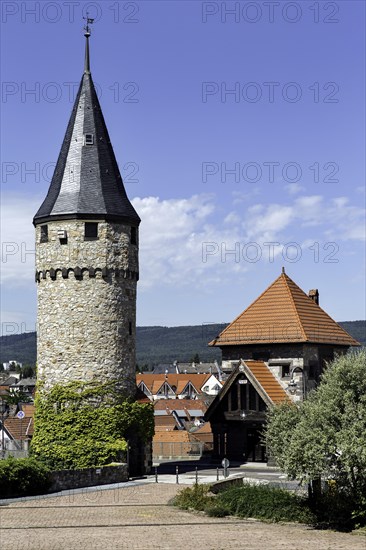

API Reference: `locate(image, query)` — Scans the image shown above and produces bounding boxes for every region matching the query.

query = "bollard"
[155,466,158,483]
[195,467,198,485]
[216,467,219,481]
[176,465,179,484]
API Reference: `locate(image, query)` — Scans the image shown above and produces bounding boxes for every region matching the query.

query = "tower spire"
[83,13,94,74]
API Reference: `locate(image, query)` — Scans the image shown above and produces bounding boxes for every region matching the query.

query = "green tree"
[3,389,31,405]
[265,350,366,504]
[21,365,35,379]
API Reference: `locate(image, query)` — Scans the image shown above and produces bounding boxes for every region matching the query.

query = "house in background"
[153,398,212,459]
[11,378,37,400]
[0,403,35,457]
[150,361,224,378]
[136,373,223,400]
[2,361,23,371]
[205,270,360,462]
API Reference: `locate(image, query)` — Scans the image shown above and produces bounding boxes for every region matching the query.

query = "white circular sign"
[16,411,25,419]
[221,458,230,468]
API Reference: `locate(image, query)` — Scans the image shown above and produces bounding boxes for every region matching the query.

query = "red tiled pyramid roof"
[209,272,360,347]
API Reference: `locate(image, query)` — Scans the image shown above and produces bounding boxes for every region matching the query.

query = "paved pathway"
[0,481,364,549]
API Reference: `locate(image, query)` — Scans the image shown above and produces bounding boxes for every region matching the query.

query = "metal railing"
[152,441,213,459]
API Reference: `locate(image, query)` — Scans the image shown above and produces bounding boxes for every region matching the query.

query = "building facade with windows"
[205,270,360,462]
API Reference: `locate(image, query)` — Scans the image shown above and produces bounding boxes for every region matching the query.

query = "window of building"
[57,229,67,245]
[308,361,318,380]
[249,385,257,410]
[131,227,137,245]
[84,222,98,240]
[40,225,48,243]
[129,321,132,336]
[282,364,291,377]
[84,133,94,145]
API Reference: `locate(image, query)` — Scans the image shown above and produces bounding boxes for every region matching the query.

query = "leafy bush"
[31,381,154,470]
[173,483,214,511]
[0,456,51,498]
[174,482,315,524]
[310,485,366,531]
[217,483,315,523]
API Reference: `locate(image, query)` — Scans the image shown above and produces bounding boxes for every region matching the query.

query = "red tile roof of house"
[209,272,360,347]
[4,417,34,440]
[153,430,191,443]
[136,374,212,395]
[243,360,289,405]
[154,415,179,431]
[20,404,36,417]
[205,360,289,421]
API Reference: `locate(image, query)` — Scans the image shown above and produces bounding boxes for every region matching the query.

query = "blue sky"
[1,0,365,334]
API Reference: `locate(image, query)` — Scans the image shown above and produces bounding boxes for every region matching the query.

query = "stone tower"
[33,27,140,397]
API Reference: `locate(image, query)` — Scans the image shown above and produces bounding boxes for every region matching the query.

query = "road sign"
[221,458,230,469]
[16,411,25,419]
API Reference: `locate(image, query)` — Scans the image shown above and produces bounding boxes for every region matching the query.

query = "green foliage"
[31,381,154,470]
[0,456,51,498]
[173,483,214,511]
[216,484,315,523]
[2,389,31,405]
[173,483,315,524]
[265,350,366,528]
[21,365,35,378]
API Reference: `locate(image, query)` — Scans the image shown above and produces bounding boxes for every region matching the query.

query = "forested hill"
[1,321,365,369]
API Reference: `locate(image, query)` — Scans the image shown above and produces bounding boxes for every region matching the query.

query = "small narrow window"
[129,321,132,336]
[131,227,137,245]
[57,229,67,245]
[84,222,98,240]
[40,225,48,243]
[84,133,94,145]
[282,364,290,378]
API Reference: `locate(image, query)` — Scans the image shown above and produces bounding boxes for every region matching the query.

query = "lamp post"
[0,398,7,459]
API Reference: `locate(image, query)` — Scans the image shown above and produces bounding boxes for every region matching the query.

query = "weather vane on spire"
[83,12,95,37]
[83,13,94,74]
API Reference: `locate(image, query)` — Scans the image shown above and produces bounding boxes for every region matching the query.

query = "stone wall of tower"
[35,220,138,396]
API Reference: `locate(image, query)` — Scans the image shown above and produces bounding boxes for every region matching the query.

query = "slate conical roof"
[209,271,360,347]
[34,33,140,226]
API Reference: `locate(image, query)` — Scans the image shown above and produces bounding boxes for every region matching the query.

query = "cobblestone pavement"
[0,483,365,550]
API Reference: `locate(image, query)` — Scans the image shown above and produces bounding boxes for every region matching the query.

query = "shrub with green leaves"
[31,381,154,470]
[0,456,51,498]
[216,483,315,523]
[173,483,315,524]
[264,350,366,529]
[173,483,214,511]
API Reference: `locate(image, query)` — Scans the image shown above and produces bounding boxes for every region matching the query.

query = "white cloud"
[132,194,248,290]
[0,194,40,286]
[1,191,365,305]
[284,183,305,195]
